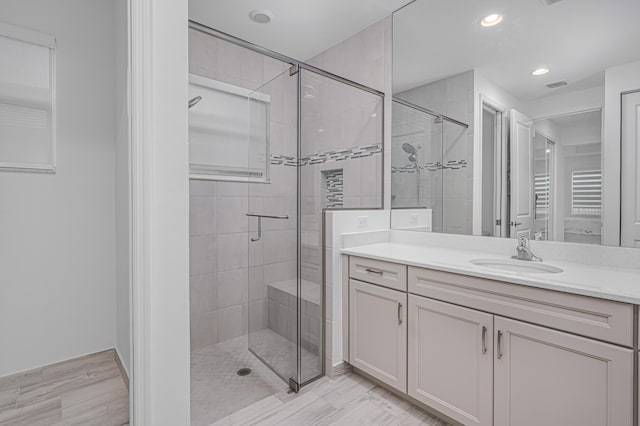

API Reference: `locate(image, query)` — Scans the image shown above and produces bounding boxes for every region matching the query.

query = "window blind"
[534,173,550,217]
[571,170,602,216]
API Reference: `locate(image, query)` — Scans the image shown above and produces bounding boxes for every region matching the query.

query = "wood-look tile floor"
[0,349,129,426]
[211,372,449,426]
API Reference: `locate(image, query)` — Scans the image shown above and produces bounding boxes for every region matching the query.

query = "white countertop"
[342,242,640,304]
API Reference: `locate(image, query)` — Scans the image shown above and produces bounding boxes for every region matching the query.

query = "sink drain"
[237,368,252,376]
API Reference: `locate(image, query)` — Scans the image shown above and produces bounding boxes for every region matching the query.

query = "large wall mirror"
[391,0,640,248]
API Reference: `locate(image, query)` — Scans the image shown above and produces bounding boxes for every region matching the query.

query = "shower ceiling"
[189,0,413,61]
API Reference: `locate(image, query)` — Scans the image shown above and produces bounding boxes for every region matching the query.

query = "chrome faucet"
[512,236,543,262]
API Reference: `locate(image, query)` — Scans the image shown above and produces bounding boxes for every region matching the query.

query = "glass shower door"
[247,68,299,386]
[299,67,383,385]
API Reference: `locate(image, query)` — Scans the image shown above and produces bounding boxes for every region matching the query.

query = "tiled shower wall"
[189,28,297,350]
[189,25,385,352]
[395,70,474,235]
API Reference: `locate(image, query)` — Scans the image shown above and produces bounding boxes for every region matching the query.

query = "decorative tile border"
[392,159,467,173]
[270,144,382,167]
[323,169,344,208]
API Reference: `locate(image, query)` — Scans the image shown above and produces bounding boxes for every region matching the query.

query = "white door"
[509,109,534,239]
[621,91,640,248]
[349,279,407,392]
[494,316,633,426]
[408,295,493,426]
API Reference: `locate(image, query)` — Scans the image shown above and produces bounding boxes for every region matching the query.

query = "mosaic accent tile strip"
[323,169,344,208]
[269,144,382,167]
[392,159,467,173]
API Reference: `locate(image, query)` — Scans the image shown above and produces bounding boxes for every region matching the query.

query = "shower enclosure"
[239,43,384,390]
[391,98,469,233]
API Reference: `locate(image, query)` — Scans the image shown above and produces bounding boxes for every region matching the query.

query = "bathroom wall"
[603,60,640,246]
[188,21,388,352]
[0,0,118,377]
[396,70,475,235]
[325,210,391,371]
[114,0,130,375]
[302,18,392,373]
[307,17,393,210]
[188,28,295,350]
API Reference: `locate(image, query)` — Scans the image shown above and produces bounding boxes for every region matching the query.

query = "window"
[571,170,602,216]
[0,23,56,172]
[188,74,270,181]
[534,173,550,217]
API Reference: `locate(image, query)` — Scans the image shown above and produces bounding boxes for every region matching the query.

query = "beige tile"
[276,397,337,426]
[17,359,120,409]
[0,369,42,393]
[0,397,61,426]
[229,391,318,425]
[61,376,126,410]
[0,388,18,411]
[191,311,219,350]
[190,273,217,316]
[107,392,129,426]
[311,373,376,410]
[0,351,128,426]
[217,305,245,342]
[318,399,400,426]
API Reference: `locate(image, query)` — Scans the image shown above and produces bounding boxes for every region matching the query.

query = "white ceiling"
[393,0,640,101]
[189,0,413,61]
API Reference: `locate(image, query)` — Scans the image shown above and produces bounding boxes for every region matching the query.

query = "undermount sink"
[470,258,563,274]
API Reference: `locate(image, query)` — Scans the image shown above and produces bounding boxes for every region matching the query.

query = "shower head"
[402,143,416,154]
[402,143,419,162]
[188,96,202,109]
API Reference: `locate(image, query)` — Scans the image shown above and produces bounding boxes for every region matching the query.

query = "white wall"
[473,71,523,236]
[603,60,640,246]
[325,210,390,369]
[0,0,118,377]
[114,0,131,376]
[524,85,604,120]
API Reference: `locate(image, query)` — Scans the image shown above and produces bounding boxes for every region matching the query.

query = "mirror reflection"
[391,0,640,248]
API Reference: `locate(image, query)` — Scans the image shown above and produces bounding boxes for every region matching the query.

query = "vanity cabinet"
[494,316,633,426]
[349,278,407,392]
[346,255,636,426]
[408,295,493,426]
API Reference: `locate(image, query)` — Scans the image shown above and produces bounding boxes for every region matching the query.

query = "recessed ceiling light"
[481,14,503,27]
[531,67,550,76]
[249,9,273,24]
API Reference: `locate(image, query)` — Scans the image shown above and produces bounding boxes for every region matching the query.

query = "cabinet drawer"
[349,256,407,291]
[409,266,634,347]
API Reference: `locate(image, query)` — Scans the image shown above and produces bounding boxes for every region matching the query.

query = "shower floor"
[190,330,321,426]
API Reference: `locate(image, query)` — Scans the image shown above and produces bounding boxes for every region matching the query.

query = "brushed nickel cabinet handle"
[497,330,503,359]
[398,302,403,325]
[365,268,383,275]
[482,326,487,354]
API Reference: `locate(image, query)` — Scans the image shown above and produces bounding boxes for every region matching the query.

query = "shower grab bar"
[246,213,289,242]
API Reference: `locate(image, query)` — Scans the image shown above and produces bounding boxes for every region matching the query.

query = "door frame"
[130,0,191,424]
[478,95,509,237]
[532,129,557,241]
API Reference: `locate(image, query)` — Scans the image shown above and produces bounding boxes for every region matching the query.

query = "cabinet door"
[494,316,633,426]
[408,295,493,426]
[349,279,407,392]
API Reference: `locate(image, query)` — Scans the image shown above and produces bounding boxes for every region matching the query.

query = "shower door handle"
[246,213,290,242]
[246,213,290,220]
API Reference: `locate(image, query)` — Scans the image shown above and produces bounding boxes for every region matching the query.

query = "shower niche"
[322,169,344,209]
